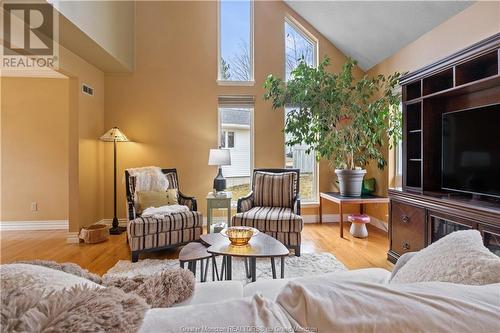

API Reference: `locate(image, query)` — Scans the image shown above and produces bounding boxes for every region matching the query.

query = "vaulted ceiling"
[285,1,475,70]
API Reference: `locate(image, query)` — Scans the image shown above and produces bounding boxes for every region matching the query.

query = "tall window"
[218,0,253,83]
[285,18,317,81]
[284,19,318,202]
[218,96,254,201]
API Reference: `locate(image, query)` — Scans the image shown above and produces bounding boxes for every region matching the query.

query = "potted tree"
[264,57,403,196]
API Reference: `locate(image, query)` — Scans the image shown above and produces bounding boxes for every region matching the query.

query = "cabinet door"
[479,224,500,257]
[391,200,426,256]
[427,211,477,244]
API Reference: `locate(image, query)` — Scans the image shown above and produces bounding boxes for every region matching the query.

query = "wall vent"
[82,83,94,96]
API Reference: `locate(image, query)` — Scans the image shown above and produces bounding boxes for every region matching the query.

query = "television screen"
[442,104,500,198]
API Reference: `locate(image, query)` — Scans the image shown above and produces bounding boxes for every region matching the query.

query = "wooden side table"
[319,192,389,238]
[206,192,232,233]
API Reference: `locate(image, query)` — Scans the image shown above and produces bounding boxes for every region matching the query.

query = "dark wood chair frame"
[236,168,302,256]
[125,168,199,262]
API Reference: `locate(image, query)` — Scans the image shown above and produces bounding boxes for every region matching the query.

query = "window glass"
[219,0,253,81]
[219,107,253,201]
[285,20,316,81]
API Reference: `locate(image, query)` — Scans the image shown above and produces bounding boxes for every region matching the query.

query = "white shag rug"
[105,252,346,284]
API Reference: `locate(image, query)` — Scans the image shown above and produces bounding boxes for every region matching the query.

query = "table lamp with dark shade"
[208,148,231,193]
[100,127,129,235]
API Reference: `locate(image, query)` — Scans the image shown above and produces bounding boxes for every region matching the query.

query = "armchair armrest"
[178,191,197,211]
[237,192,254,213]
[127,200,137,220]
[293,195,301,215]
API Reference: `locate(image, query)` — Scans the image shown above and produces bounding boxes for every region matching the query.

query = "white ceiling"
[285,1,475,70]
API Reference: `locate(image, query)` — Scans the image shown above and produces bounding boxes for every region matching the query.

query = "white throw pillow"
[390,230,500,285]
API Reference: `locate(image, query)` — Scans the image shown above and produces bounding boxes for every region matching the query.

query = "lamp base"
[213,167,227,192]
[109,226,126,235]
[109,217,126,235]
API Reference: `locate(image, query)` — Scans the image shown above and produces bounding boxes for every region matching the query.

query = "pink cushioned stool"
[348,214,370,238]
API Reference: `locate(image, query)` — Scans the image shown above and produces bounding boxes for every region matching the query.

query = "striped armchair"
[232,168,303,256]
[125,168,202,262]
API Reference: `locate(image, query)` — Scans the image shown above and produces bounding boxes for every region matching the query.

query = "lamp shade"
[99,127,129,142]
[208,149,231,166]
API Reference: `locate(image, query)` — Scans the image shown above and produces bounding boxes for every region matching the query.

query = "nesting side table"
[206,192,232,233]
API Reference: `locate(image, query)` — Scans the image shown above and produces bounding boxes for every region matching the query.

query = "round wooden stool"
[348,214,370,238]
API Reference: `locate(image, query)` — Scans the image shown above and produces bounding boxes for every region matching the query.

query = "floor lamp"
[100,127,129,235]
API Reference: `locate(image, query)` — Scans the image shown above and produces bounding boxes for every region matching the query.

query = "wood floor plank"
[0,223,392,275]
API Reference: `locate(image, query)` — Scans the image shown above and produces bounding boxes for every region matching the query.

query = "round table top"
[178,242,211,262]
[200,233,225,247]
[207,233,289,258]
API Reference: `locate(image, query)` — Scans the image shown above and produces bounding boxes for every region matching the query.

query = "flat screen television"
[442,104,500,198]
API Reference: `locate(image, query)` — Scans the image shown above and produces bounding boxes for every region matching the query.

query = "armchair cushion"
[232,207,303,233]
[253,172,297,209]
[128,211,203,237]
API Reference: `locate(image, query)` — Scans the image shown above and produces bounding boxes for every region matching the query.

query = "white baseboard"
[66,231,80,244]
[0,220,68,231]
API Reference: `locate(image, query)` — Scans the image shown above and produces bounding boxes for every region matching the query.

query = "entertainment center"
[388,33,500,263]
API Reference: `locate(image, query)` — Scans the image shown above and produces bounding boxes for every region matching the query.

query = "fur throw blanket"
[17,260,195,308]
[2,260,196,332]
[2,283,148,333]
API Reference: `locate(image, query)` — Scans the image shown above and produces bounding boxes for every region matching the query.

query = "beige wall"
[104,1,363,221]
[53,0,135,71]
[364,1,500,223]
[58,46,105,232]
[1,77,69,221]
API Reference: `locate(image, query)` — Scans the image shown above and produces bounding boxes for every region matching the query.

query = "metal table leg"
[226,255,232,280]
[271,257,277,279]
[280,257,285,279]
[250,257,257,282]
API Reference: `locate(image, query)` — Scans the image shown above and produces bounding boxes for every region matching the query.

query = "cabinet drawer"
[391,200,426,255]
[209,199,230,209]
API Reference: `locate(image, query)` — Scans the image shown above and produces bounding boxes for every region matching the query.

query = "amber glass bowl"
[221,227,259,246]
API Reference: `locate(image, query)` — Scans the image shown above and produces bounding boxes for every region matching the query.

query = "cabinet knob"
[401,215,410,224]
[402,241,410,251]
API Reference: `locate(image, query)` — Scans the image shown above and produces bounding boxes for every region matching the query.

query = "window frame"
[284,16,319,81]
[217,0,255,85]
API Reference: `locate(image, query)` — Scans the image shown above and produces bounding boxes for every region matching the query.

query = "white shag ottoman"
[348,214,370,238]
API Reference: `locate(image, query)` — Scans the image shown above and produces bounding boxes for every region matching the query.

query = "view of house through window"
[284,19,318,202]
[218,106,253,201]
[285,107,318,202]
[218,0,253,82]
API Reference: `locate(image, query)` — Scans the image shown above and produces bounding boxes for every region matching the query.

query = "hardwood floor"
[0,223,392,276]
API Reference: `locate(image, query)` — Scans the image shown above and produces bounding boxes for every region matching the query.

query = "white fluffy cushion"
[390,230,500,285]
[0,263,101,295]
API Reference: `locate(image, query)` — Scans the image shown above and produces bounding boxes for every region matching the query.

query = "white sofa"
[173,267,392,307]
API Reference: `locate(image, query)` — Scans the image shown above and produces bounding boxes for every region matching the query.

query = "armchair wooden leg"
[131,251,139,262]
[295,246,301,257]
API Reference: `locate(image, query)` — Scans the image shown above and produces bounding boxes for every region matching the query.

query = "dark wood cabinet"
[389,34,500,263]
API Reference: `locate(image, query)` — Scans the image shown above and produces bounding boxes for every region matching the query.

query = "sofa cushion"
[277,279,500,333]
[390,230,500,285]
[232,207,303,233]
[173,281,244,307]
[253,172,296,208]
[128,211,203,237]
[243,268,391,300]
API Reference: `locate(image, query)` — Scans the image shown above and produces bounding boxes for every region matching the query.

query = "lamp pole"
[111,138,119,233]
